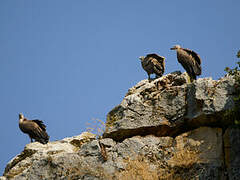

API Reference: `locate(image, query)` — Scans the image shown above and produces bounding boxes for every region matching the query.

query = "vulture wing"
[146,54,165,76]
[27,120,49,144]
[182,48,202,76]
[183,48,201,65]
[146,54,165,63]
[32,119,46,131]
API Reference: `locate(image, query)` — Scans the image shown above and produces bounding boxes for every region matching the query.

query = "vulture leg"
[189,76,194,83]
[148,73,151,81]
[29,135,33,143]
[191,74,196,81]
[188,74,196,83]
[186,73,191,84]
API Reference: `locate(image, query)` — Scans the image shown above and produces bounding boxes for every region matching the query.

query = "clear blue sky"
[0,0,239,174]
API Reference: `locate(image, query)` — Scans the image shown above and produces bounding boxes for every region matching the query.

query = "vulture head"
[19,113,24,121]
[170,45,181,50]
[139,56,145,61]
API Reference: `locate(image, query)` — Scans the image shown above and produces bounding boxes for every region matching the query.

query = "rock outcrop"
[1,72,240,180]
[104,71,235,141]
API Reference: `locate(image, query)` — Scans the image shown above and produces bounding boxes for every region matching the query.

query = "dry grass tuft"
[86,118,105,139]
[63,150,205,180]
[116,156,159,180]
[162,148,205,180]
[114,148,204,180]
[168,148,202,168]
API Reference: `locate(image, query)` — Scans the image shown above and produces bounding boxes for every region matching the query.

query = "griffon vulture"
[139,53,165,80]
[19,113,49,144]
[170,45,202,82]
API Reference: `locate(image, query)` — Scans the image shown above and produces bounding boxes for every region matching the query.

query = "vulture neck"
[19,117,25,124]
[176,48,181,53]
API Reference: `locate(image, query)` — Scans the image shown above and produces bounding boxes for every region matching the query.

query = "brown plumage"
[19,113,49,144]
[139,53,165,80]
[237,50,240,58]
[171,45,202,81]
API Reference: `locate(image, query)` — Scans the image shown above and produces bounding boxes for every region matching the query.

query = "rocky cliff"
[1,72,240,180]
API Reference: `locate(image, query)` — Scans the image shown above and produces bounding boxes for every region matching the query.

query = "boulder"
[3,132,96,179]
[103,72,235,141]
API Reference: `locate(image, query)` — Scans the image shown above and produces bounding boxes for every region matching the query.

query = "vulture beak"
[139,56,144,61]
[171,45,181,50]
[19,113,24,119]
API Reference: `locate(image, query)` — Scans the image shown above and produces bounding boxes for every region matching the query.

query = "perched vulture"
[170,45,202,82]
[139,53,165,80]
[19,113,49,144]
[237,50,240,58]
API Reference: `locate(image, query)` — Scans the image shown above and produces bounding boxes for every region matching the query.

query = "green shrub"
[225,58,240,125]
[237,50,240,58]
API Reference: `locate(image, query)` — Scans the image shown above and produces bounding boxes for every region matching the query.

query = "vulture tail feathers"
[37,136,49,144]
[36,131,49,144]
[32,119,49,144]
[193,63,201,76]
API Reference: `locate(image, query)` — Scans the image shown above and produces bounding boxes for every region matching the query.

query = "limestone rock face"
[1,72,239,180]
[103,72,235,141]
[3,132,96,179]
[2,127,237,180]
[224,127,240,179]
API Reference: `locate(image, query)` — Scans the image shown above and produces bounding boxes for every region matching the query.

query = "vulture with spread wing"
[139,53,165,80]
[19,113,49,144]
